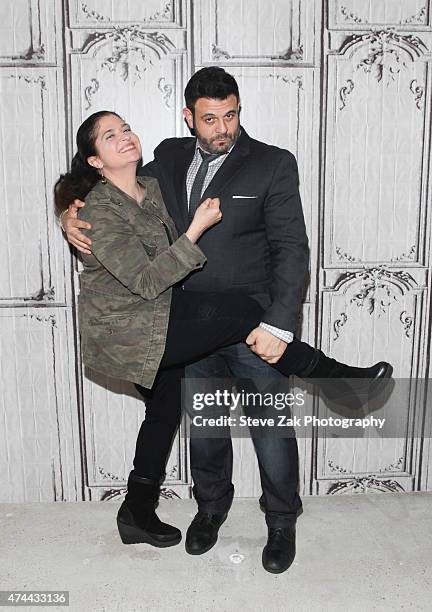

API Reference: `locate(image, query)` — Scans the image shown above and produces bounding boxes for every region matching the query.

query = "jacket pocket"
[88,313,136,335]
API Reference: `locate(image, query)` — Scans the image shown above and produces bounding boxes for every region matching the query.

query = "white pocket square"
[232,195,258,199]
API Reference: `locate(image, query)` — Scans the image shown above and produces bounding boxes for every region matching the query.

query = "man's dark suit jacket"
[139,127,309,333]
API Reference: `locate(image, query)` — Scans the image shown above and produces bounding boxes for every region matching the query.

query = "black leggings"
[133,289,315,479]
[160,289,314,373]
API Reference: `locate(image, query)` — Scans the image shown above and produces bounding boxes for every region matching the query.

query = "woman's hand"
[185,198,222,243]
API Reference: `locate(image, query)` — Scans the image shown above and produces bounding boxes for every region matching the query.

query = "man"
[63,67,313,574]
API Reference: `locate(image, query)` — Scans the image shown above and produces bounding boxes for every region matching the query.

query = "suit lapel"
[156,139,195,233]
[173,142,195,229]
[154,128,251,231]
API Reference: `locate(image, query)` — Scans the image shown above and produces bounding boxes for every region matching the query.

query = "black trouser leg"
[132,289,315,488]
[133,366,184,480]
[159,289,315,375]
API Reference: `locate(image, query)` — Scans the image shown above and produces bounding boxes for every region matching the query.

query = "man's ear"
[183,107,194,130]
[87,156,102,170]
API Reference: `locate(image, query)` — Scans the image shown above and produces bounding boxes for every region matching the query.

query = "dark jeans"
[133,289,314,525]
[188,344,302,528]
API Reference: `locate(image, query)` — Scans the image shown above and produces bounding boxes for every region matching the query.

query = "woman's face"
[88,114,142,172]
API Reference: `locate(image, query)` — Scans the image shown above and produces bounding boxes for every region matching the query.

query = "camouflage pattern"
[78,176,206,388]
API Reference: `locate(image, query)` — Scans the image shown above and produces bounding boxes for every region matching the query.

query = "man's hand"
[246,327,287,363]
[62,199,92,255]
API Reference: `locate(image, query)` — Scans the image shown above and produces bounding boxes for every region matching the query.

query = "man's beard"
[196,126,240,154]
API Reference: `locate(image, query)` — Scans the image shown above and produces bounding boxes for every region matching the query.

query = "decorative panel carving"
[194,0,316,65]
[321,267,422,373]
[329,0,431,30]
[315,437,415,495]
[70,28,186,162]
[0,0,57,63]
[69,0,184,28]
[324,32,429,266]
[0,309,78,502]
[0,68,68,304]
[313,268,426,492]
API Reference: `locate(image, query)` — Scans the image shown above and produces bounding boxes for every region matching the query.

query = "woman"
[55,111,392,548]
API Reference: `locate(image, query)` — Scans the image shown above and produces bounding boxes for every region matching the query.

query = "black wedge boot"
[117,471,181,547]
[296,349,393,404]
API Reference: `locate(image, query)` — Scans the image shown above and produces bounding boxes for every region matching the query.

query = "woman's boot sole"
[117,519,182,547]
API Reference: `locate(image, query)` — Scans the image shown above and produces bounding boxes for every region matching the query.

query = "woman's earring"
[100,168,107,184]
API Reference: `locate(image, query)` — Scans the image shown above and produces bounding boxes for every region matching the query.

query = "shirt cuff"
[259,322,294,344]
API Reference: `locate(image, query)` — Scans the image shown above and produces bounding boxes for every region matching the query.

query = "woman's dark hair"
[54,110,121,216]
[184,67,239,113]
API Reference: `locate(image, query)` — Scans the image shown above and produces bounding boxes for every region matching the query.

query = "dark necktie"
[188,149,220,220]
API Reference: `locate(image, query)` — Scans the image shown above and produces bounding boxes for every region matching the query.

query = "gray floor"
[1,492,431,612]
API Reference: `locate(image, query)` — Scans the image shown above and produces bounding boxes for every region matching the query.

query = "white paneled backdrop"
[1,0,431,502]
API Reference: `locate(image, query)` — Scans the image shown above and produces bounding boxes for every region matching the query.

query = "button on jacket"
[77,175,207,388]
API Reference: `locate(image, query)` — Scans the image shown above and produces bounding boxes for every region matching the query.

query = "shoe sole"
[262,562,293,574]
[185,515,227,555]
[185,538,218,555]
[262,549,295,574]
[117,520,182,548]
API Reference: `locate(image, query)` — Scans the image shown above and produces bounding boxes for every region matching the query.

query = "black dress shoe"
[185,512,227,555]
[262,525,296,574]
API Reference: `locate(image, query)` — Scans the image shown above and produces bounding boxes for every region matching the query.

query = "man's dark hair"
[184,67,239,111]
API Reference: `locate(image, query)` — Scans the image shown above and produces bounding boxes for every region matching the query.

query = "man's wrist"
[259,322,293,343]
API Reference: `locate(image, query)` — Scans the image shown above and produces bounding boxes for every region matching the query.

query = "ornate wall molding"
[335,246,359,262]
[328,269,417,341]
[84,78,99,110]
[73,0,179,27]
[401,6,427,25]
[0,0,49,63]
[11,44,45,62]
[330,2,429,29]
[339,29,427,64]
[326,459,406,493]
[337,30,427,86]
[7,74,46,89]
[82,28,175,80]
[80,1,173,24]
[195,0,312,65]
[79,28,175,106]
[333,312,348,340]
[211,43,304,63]
[327,476,405,494]
[333,267,417,298]
[81,2,110,23]
[24,286,56,302]
[339,5,427,27]
[267,73,304,89]
[400,311,414,338]
[409,79,425,110]
[23,314,57,327]
[338,78,354,110]
[0,72,63,306]
[390,245,417,262]
[157,77,174,108]
[340,5,368,25]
